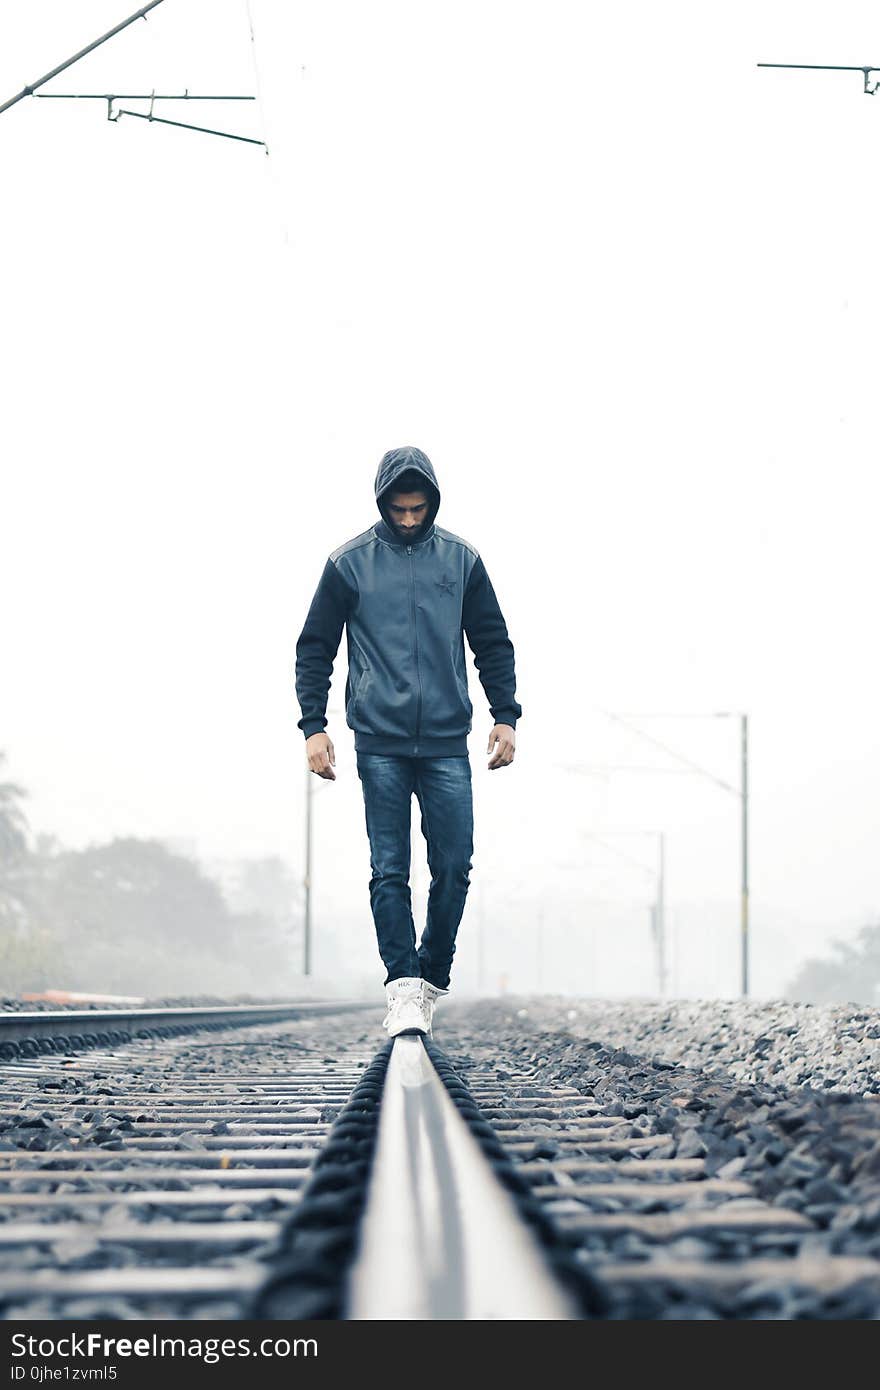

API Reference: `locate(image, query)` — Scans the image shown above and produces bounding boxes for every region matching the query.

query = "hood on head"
[375,446,441,538]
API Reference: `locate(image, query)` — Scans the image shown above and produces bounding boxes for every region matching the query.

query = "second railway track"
[1,999,879,1319]
[0,1004,378,1319]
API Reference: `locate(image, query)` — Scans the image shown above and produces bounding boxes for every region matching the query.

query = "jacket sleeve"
[462,555,522,729]
[295,558,354,739]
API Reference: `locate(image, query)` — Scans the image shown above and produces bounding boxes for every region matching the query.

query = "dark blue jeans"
[355,752,474,990]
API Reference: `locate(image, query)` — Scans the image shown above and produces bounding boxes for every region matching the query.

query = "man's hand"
[487,724,515,770]
[306,732,336,780]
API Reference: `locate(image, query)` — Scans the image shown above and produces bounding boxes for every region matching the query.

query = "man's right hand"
[306,732,336,780]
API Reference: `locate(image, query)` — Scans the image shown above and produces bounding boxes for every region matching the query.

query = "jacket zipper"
[407,545,423,743]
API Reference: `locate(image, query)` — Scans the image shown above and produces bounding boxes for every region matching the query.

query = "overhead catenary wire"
[0,1,167,117]
[243,0,294,244]
[599,708,741,798]
[2,5,265,148]
[581,832,658,880]
[244,0,272,157]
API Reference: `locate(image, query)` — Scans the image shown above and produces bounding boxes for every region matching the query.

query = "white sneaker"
[420,980,449,1035]
[383,977,429,1038]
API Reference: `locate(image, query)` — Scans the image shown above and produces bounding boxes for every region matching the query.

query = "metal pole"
[36,92,257,101]
[304,764,313,976]
[658,832,666,998]
[756,62,880,71]
[111,107,266,146]
[583,711,751,1000]
[0,2,166,117]
[301,707,339,978]
[741,713,749,997]
[476,876,485,994]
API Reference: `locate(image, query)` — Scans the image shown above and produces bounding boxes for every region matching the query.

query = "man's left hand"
[487,724,516,770]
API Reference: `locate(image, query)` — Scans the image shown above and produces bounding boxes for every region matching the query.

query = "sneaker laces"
[383,983,423,1025]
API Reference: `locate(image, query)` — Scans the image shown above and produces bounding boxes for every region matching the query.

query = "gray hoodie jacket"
[295,446,522,757]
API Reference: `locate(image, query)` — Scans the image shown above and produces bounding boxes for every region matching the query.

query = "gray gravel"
[433,997,880,1318]
[478,996,880,1097]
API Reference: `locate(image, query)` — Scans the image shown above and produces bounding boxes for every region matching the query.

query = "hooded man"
[294,445,522,1037]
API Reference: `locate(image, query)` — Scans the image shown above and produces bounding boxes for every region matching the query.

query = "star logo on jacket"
[435,574,456,596]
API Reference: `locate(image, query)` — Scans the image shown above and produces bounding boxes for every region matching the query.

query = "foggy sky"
[2,2,878,999]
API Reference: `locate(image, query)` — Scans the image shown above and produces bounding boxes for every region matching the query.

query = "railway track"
[1,1001,879,1320]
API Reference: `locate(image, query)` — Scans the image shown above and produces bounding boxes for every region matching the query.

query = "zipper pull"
[406,545,412,554]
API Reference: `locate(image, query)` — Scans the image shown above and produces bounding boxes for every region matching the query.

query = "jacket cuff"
[492,712,519,730]
[301,720,327,740]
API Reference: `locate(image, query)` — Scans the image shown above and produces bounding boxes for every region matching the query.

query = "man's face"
[387,489,430,540]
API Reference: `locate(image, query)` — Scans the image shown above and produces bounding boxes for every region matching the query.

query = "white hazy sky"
[2,2,878,1000]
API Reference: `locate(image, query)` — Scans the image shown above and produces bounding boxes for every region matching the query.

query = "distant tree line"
[0,752,303,998]
[786,920,880,1007]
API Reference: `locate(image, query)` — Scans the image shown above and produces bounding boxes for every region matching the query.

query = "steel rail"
[0,1000,373,1046]
[0,1022,376,1317]
[345,1035,577,1320]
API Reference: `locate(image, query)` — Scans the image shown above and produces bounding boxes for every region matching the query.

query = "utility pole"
[303,706,342,977]
[580,831,666,997]
[595,710,751,997]
[560,710,751,996]
[476,875,486,994]
[657,832,666,998]
[304,761,314,976]
[741,713,749,998]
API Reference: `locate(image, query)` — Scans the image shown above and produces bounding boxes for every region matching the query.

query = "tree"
[0,755,304,997]
[0,751,31,953]
[0,751,28,863]
[786,920,880,1006]
[29,837,239,993]
[232,856,301,921]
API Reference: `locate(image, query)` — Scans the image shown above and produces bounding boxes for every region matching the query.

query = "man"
[294,445,522,1038]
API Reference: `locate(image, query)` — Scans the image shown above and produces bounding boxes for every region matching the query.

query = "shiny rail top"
[346,1035,576,1320]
